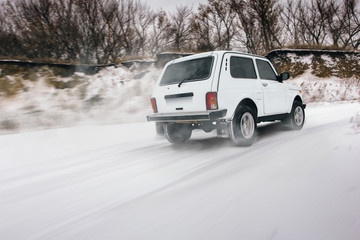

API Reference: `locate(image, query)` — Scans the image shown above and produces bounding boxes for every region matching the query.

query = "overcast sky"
[147,0,208,12]
[0,0,211,13]
[0,0,208,12]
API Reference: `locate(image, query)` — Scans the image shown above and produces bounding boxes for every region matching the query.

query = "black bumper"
[147,109,227,122]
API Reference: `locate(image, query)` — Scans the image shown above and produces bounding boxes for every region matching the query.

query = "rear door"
[217,53,263,118]
[255,58,288,115]
[154,54,217,113]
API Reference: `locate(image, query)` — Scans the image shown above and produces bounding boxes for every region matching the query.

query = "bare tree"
[281,0,360,49]
[191,8,215,51]
[74,0,104,63]
[115,0,137,56]
[297,0,330,45]
[0,4,8,55]
[208,0,236,50]
[280,0,302,46]
[231,0,281,54]
[149,10,171,54]
[248,0,282,52]
[3,0,57,58]
[131,1,154,56]
[195,0,236,50]
[52,0,81,61]
[324,0,345,46]
[1,0,359,63]
[231,0,262,53]
[196,3,223,50]
[169,5,193,51]
[340,0,360,48]
[98,0,124,63]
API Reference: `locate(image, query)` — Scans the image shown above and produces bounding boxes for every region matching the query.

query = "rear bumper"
[147,109,227,122]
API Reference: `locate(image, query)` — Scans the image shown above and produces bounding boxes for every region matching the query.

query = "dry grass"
[0,119,18,130]
[0,55,80,65]
[0,64,29,76]
[43,69,84,89]
[280,44,354,51]
[269,49,360,79]
[311,57,332,78]
[0,76,25,97]
[270,54,310,78]
[0,65,86,98]
[117,55,155,62]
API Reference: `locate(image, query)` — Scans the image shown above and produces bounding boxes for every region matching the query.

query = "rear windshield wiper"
[178,66,202,87]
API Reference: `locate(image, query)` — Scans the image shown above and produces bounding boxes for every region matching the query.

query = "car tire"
[285,100,305,130]
[164,123,192,144]
[231,106,257,146]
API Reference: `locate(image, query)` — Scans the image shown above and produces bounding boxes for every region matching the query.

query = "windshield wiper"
[178,66,202,87]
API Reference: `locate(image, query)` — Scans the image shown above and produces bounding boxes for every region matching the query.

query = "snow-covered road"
[1,102,360,240]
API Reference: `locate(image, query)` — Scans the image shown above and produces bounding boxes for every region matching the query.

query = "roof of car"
[169,50,267,65]
[210,50,266,59]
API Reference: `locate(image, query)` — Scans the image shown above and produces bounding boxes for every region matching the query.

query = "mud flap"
[217,120,230,138]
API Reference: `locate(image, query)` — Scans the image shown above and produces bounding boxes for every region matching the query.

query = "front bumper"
[147,109,227,122]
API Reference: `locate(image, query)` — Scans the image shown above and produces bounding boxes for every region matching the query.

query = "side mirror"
[279,72,290,81]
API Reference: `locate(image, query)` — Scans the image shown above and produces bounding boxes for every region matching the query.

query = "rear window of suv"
[160,56,213,86]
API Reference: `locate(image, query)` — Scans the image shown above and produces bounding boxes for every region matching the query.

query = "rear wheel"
[231,106,257,146]
[164,123,192,144]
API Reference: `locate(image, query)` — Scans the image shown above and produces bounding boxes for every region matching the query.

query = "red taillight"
[206,92,218,110]
[151,98,158,113]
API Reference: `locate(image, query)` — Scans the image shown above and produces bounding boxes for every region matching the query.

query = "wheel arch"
[286,95,303,113]
[294,95,303,104]
[232,98,258,120]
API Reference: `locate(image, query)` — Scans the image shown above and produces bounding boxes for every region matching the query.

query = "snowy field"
[1,101,360,240]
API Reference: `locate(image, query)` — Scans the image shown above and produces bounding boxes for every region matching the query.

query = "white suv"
[147,51,306,146]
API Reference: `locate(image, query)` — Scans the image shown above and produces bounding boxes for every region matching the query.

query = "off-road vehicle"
[147,51,306,146]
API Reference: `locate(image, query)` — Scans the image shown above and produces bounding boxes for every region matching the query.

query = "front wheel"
[231,106,257,146]
[164,123,192,144]
[285,101,305,130]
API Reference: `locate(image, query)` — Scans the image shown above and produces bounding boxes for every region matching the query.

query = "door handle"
[262,83,268,87]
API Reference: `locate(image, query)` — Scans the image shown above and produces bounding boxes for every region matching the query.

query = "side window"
[230,56,257,79]
[256,59,277,80]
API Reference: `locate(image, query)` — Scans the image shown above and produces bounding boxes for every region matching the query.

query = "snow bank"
[268,50,360,103]
[0,65,161,134]
[288,70,359,103]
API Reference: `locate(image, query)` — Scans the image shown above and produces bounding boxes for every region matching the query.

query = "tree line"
[0,0,359,64]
